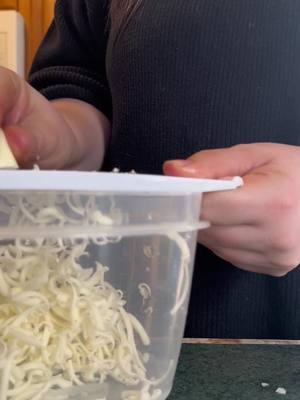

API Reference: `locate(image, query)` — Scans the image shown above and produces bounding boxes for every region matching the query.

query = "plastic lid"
[0,171,243,194]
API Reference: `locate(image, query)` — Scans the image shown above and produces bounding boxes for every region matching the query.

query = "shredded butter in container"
[0,192,188,400]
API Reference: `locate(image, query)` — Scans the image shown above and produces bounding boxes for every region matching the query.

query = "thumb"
[0,67,24,125]
[163,143,275,179]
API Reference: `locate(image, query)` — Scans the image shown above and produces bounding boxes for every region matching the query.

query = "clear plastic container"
[0,171,242,400]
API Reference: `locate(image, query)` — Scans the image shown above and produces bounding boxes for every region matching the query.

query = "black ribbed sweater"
[29,0,300,339]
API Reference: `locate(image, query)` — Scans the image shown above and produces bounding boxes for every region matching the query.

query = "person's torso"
[104,0,300,339]
[105,0,300,173]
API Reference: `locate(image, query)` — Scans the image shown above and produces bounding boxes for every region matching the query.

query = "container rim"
[0,221,210,239]
[0,171,243,194]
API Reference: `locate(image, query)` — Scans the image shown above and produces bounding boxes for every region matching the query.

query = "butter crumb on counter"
[275,387,287,395]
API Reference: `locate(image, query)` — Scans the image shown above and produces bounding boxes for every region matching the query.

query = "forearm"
[52,99,111,171]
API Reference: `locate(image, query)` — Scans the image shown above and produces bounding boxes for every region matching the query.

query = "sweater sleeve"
[29,0,112,119]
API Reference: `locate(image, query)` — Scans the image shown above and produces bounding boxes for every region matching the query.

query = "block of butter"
[0,128,19,169]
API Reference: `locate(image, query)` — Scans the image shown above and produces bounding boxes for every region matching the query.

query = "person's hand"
[0,67,110,170]
[164,143,300,277]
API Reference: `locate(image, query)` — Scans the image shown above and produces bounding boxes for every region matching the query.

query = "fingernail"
[165,159,184,165]
[165,159,193,168]
[164,159,197,176]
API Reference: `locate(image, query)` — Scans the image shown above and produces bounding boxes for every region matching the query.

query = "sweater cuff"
[29,66,112,120]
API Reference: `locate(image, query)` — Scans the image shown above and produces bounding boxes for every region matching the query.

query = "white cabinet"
[0,10,25,77]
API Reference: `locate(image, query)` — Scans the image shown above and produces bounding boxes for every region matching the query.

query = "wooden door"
[0,0,18,9]
[43,0,55,33]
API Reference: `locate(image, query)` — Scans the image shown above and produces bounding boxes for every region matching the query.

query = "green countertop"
[169,344,300,400]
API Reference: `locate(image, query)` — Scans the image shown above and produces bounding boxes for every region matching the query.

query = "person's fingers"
[200,172,271,225]
[4,93,76,169]
[0,67,26,126]
[0,69,99,170]
[198,225,265,253]
[164,143,276,179]
[4,125,36,165]
[201,167,299,228]
[0,68,59,167]
[5,121,73,169]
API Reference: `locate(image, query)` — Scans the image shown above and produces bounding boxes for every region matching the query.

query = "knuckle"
[232,144,246,152]
[189,149,209,162]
